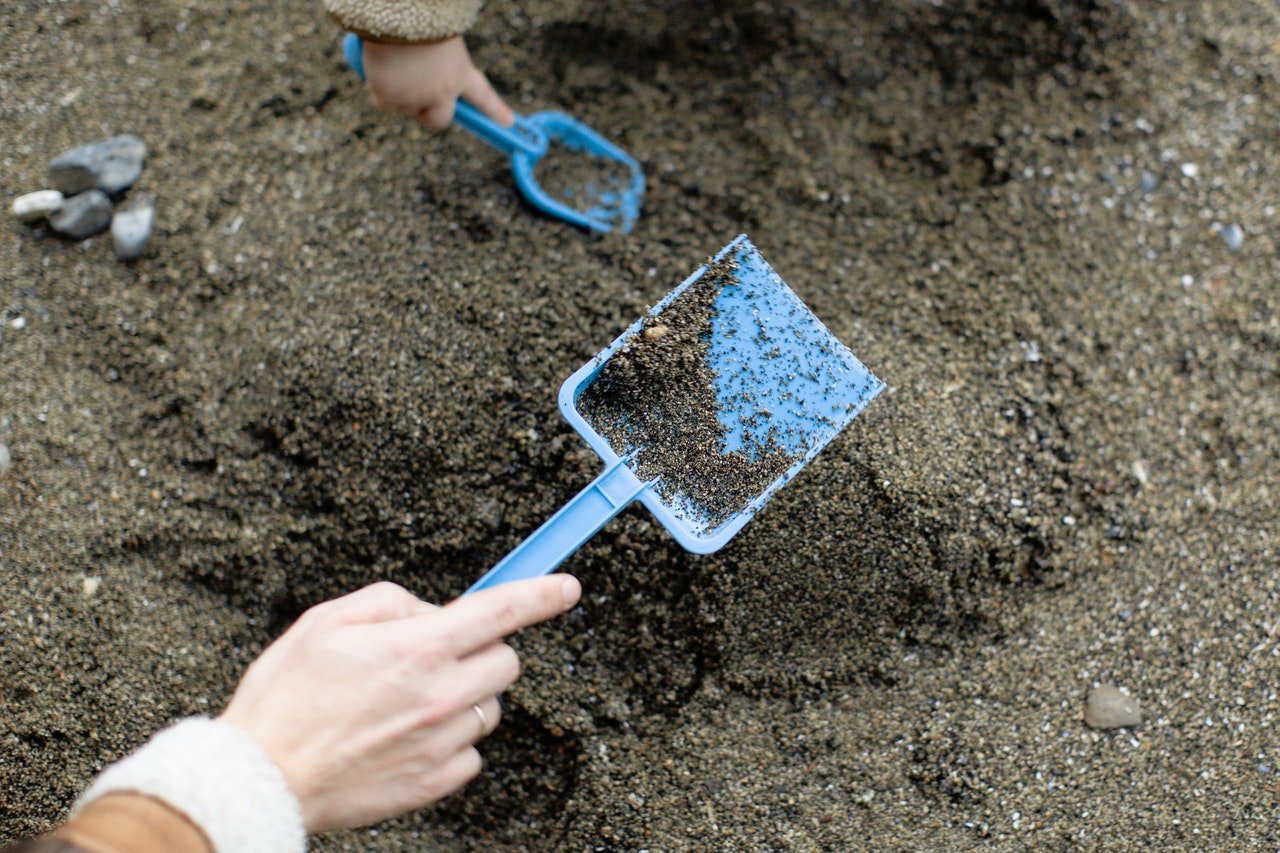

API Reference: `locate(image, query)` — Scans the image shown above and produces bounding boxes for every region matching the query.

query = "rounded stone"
[112,197,155,260]
[1084,684,1142,729]
[49,134,147,196]
[49,190,113,239]
[0,443,10,477]
[12,189,65,223]
[1220,224,1244,251]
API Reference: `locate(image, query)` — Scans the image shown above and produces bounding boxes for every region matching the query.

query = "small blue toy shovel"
[344,34,644,233]
[465,236,884,594]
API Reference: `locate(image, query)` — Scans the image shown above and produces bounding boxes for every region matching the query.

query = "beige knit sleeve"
[325,0,483,44]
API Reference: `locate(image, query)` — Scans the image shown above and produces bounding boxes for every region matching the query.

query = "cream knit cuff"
[74,716,306,853]
[325,0,483,43]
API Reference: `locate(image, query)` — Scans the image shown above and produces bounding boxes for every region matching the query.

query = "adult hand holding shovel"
[19,576,582,853]
[221,575,581,831]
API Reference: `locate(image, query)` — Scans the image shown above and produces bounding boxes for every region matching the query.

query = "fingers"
[432,574,581,658]
[460,67,514,127]
[421,696,502,756]
[407,642,520,728]
[473,696,502,737]
[455,642,522,707]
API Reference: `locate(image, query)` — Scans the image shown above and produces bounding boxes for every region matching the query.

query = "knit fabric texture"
[325,0,482,43]
[74,717,306,853]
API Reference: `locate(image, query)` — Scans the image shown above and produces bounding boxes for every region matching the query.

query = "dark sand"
[536,141,633,216]
[579,255,796,528]
[2,0,1278,849]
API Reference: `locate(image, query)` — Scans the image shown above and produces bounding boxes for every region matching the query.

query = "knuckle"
[412,774,448,805]
[412,637,449,668]
[296,600,336,628]
[415,695,456,728]
[418,737,451,767]
[367,580,408,597]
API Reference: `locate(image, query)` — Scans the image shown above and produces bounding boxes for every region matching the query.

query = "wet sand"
[2,0,1278,849]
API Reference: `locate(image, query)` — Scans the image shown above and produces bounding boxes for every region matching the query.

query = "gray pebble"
[12,189,65,223]
[111,197,155,260]
[1139,170,1158,195]
[49,134,147,196]
[49,190,113,239]
[1220,223,1244,251]
[0,443,9,477]
[1084,684,1142,729]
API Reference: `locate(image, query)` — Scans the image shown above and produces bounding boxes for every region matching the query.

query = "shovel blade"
[513,113,644,234]
[560,235,884,553]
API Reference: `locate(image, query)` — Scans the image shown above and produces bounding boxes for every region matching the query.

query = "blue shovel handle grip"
[465,459,647,594]
[342,33,543,157]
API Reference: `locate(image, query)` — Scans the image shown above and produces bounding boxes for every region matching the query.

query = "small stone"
[0,444,10,477]
[49,134,146,195]
[82,576,102,597]
[12,189,65,223]
[1084,684,1142,729]
[642,324,670,342]
[111,197,155,260]
[49,190,113,239]
[1220,223,1244,251]
[1179,163,1198,179]
[1139,170,1157,195]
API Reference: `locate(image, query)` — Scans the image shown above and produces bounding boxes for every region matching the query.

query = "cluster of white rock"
[11,134,155,260]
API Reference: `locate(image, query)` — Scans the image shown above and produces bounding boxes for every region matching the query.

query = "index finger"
[460,67,514,127]
[433,574,581,658]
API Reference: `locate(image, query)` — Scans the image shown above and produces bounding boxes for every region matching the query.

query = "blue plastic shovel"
[344,34,644,234]
[466,236,884,593]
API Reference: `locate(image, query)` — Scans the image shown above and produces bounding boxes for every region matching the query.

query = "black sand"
[578,254,795,528]
[535,140,633,216]
[3,0,1279,849]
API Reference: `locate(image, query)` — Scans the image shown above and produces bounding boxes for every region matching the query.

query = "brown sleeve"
[1,794,214,853]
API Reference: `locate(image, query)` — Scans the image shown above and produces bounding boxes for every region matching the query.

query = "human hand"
[219,576,581,832]
[362,36,514,131]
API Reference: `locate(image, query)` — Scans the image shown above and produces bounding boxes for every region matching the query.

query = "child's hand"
[362,36,514,131]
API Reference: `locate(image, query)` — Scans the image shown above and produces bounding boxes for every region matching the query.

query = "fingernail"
[560,575,581,608]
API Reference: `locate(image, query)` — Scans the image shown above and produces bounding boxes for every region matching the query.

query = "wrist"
[77,717,306,853]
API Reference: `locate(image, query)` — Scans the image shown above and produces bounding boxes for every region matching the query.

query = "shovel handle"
[342,34,543,157]
[465,458,647,594]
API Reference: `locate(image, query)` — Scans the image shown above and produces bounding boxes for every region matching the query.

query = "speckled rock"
[1084,685,1142,729]
[49,134,146,196]
[11,189,65,223]
[111,197,155,260]
[48,190,113,239]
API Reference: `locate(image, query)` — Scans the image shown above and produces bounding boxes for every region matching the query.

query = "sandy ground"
[2,0,1279,849]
